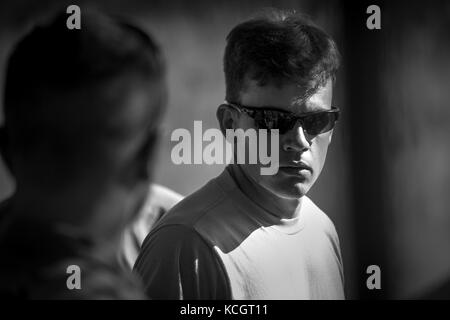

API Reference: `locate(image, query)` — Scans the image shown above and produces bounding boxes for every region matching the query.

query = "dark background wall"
[0,0,449,299]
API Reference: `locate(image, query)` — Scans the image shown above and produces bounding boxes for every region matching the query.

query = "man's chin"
[282,185,308,199]
[263,180,310,200]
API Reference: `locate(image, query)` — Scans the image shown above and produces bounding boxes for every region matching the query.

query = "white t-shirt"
[134,167,345,300]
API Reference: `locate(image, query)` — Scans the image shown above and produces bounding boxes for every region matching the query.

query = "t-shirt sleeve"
[133,224,231,300]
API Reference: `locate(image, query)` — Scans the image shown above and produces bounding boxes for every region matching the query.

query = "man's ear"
[119,126,161,191]
[0,126,13,174]
[137,128,160,183]
[216,104,239,135]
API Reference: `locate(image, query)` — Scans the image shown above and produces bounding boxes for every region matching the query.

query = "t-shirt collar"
[216,165,306,234]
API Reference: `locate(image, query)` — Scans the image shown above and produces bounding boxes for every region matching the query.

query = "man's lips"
[279,162,313,173]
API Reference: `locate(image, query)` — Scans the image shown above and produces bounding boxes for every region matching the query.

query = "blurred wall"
[382,1,450,298]
[340,0,450,299]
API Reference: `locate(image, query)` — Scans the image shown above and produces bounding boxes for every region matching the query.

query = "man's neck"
[228,165,303,220]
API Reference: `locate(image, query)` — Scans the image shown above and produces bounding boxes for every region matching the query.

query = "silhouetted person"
[0,10,166,299]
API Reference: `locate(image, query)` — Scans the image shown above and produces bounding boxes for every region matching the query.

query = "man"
[0,10,166,299]
[134,9,344,299]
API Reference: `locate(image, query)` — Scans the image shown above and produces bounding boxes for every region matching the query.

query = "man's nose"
[282,123,311,152]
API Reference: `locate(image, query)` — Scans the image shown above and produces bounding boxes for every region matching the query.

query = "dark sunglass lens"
[259,110,285,132]
[304,113,336,135]
[251,110,268,130]
[279,118,297,134]
[272,112,295,134]
[262,110,279,130]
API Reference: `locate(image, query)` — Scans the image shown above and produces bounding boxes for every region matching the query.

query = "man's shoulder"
[1,255,145,299]
[155,177,230,231]
[134,223,219,278]
[143,174,244,253]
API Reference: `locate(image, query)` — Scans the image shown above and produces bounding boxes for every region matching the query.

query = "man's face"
[236,79,334,199]
[53,78,164,235]
[93,79,165,230]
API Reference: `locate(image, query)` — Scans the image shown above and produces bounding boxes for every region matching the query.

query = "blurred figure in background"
[120,184,183,270]
[134,9,344,299]
[0,10,166,299]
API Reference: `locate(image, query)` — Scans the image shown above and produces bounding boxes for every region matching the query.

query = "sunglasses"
[225,102,340,135]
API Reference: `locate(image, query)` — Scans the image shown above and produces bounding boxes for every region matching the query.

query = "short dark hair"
[3,10,165,171]
[224,9,340,103]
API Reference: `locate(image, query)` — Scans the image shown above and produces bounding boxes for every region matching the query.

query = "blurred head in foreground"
[0,9,166,298]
